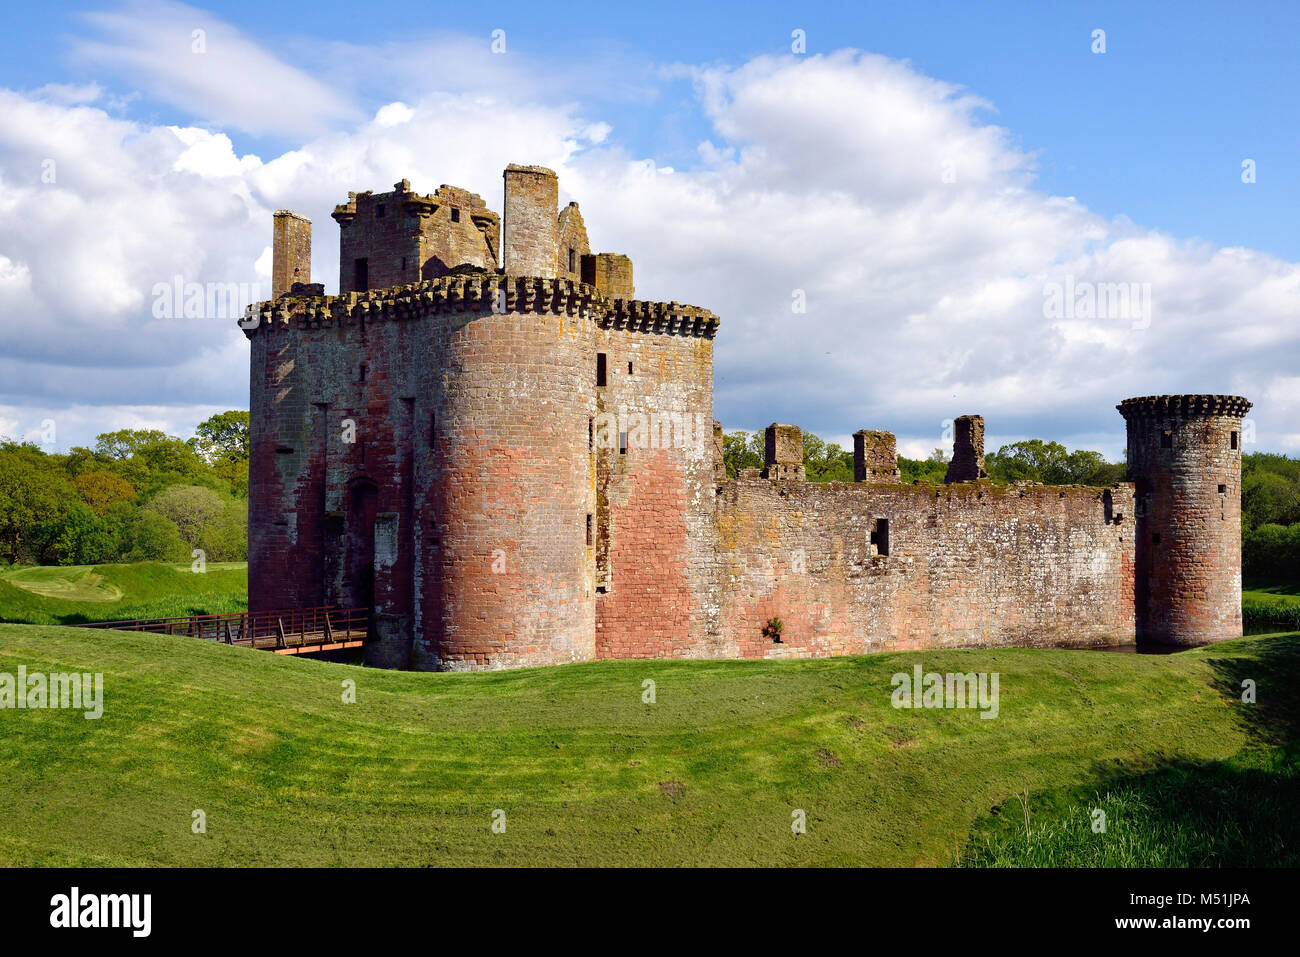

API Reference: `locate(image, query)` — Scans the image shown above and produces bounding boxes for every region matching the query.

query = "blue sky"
[6,1,1293,257]
[0,0,1296,457]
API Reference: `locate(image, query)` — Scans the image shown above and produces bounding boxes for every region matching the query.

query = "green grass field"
[0,621,1295,866]
[1243,581,1300,630]
[0,562,247,625]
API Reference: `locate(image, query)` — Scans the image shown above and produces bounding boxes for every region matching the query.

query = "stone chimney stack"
[272,210,312,298]
[581,253,634,298]
[763,424,805,481]
[502,164,559,277]
[944,415,988,483]
[854,430,901,483]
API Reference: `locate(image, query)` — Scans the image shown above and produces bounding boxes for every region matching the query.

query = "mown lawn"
[0,622,1295,866]
[1243,581,1300,631]
[0,562,247,625]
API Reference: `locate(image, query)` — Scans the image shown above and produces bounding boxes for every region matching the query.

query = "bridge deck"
[79,606,369,655]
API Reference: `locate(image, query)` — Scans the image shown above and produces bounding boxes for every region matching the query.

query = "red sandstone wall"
[245,278,630,671]
[1122,396,1249,645]
[592,323,719,659]
[711,479,1136,657]
[423,304,597,670]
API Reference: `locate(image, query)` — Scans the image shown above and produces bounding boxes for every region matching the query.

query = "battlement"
[1117,394,1253,419]
[275,164,642,302]
[241,273,719,339]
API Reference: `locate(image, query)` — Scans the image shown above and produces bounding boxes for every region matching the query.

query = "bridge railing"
[80,606,370,650]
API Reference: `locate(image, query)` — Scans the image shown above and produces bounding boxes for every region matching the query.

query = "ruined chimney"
[502,164,558,277]
[581,252,634,299]
[854,430,901,483]
[945,414,988,483]
[763,423,805,481]
[272,210,312,298]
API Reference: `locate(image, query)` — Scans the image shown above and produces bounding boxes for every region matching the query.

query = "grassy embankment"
[0,562,247,625]
[0,620,1295,867]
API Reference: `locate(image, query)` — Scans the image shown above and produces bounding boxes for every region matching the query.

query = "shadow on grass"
[1204,632,1300,756]
[963,633,1300,867]
[1245,580,1300,598]
[962,754,1300,867]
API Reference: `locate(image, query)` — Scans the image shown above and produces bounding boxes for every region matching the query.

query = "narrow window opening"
[586,514,594,547]
[619,432,628,455]
[354,257,369,291]
[1152,532,1161,544]
[628,361,633,375]
[596,352,607,387]
[588,416,594,451]
[1160,430,1172,449]
[275,446,294,455]
[596,584,608,595]
[1218,483,1227,494]
[450,208,461,222]
[431,412,437,447]
[1231,431,1239,450]
[375,204,385,218]
[359,363,367,383]
[401,256,407,272]
[870,518,890,556]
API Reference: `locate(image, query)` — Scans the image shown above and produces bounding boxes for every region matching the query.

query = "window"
[1160,430,1172,449]
[596,352,607,387]
[450,208,460,222]
[569,248,576,272]
[354,258,369,291]
[870,518,890,556]
[1231,431,1239,450]
[359,363,367,383]
[588,416,594,451]
[628,361,633,375]
[431,412,437,447]
[619,432,628,455]
[375,204,385,218]
[401,256,407,272]
[586,514,594,547]
[1153,533,1161,544]
[1218,483,1227,493]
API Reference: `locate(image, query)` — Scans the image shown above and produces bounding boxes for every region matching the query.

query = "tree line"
[0,411,249,566]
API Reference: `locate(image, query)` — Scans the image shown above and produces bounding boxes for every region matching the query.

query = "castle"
[242,164,1252,670]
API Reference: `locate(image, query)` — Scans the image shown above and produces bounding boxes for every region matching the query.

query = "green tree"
[191,410,250,464]
[73,470,137,514]
[51,503,112,565]
[722,431,764,478]
[145,485,228,549]
[103,503,188,562]
[0,444,75,563]
[987,440,1122,485]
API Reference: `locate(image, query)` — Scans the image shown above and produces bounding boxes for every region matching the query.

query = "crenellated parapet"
[240,274,719,340]
[600,297,719,338]
[1117,394,1253,420]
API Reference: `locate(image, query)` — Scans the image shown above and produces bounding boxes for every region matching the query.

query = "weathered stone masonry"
[245,163,1251,669]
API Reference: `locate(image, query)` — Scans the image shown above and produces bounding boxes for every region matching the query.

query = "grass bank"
[0,622,1294,866]
[0,562,247,625]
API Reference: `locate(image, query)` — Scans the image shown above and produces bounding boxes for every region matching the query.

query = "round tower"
[1118,394,1252,647]
[418,277,599,670]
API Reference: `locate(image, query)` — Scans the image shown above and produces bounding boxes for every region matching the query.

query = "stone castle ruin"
[243,164,1252,670]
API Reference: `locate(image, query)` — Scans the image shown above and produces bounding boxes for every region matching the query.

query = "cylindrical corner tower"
[1118,394,1252,647]
[419,277,599,670]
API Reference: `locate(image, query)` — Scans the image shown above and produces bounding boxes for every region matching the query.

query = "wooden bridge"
[80,606,370,655]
